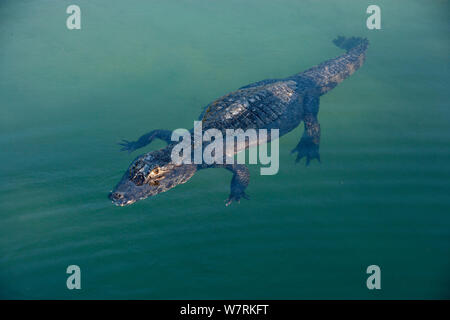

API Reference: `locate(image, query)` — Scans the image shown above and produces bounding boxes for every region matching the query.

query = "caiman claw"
[118,139,138,153]
[291,137,321,166]
[225,191,250,206]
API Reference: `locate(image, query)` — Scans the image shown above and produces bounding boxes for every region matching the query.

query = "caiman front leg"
[225,164,250,206]
[119,129,172,153]
[199,163,250,206]
[292,96,321,165]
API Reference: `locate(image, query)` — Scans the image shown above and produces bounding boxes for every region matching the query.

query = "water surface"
[0,0,449,299]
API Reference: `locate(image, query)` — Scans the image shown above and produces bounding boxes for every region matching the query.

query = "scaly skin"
[110,36,369,206]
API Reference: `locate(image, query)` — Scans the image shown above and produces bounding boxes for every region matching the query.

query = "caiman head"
[109,148,196,206]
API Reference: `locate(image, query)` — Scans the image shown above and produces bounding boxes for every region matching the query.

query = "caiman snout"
[109,191,123,200]
[108,191,135,206]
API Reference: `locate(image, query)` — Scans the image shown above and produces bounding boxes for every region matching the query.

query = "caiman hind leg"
[199,163,250,206]
[119,129,172,153]
[291,96,321,165]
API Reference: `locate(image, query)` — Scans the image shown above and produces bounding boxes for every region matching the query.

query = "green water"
[1,0,449,299]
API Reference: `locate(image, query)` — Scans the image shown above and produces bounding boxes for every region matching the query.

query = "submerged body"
[110,36,369,206]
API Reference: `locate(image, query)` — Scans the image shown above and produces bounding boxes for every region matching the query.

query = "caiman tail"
[299,36,369,95]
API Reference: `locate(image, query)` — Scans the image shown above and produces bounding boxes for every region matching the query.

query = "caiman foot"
[291,137,321,166]
[118,139,138,153]
[225,191,250,206]
[118,130,172,153]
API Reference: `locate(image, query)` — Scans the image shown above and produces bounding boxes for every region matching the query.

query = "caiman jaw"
[108,191,137,206]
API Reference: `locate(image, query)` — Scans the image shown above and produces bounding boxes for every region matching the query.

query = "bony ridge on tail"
[109,36,369,206]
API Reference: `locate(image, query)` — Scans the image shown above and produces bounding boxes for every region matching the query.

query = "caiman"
[109,36,369,206]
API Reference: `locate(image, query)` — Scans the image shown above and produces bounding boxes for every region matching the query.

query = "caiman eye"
[152,168,159,175]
